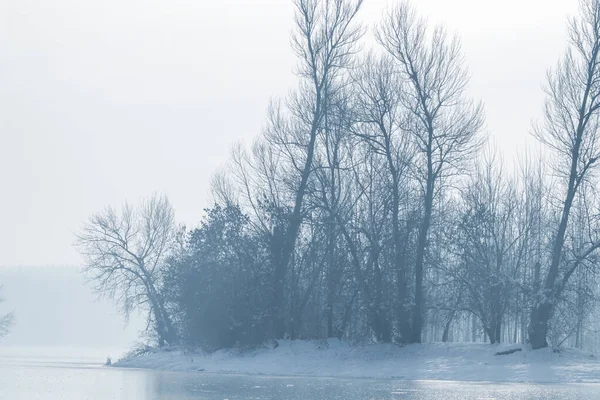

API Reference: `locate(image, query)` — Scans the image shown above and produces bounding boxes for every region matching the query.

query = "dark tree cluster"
[78,0,600,352]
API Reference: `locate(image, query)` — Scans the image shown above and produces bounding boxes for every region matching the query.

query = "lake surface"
[1,350,600,399]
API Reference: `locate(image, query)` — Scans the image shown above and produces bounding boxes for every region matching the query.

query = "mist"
[4,0,600,398]
[0,265,143,351]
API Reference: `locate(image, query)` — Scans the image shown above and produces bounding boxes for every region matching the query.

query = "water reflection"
[1,357,599,400]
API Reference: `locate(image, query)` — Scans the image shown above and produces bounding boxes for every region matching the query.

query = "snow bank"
[113,339,600,383]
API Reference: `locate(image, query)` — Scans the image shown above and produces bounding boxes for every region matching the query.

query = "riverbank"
[113,339,600,383]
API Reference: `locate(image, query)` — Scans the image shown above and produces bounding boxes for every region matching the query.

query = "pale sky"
[0,0,579,267]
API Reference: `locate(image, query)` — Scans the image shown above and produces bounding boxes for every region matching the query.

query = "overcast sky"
[0,0,579,267]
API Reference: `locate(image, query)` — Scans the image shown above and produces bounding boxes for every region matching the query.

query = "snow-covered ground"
[113,339,600,383]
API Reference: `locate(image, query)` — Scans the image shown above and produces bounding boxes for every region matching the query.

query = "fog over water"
[0,265,143,355]
[0,0,586,374]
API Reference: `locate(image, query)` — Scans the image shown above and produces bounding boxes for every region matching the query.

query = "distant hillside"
[0,265,143,349]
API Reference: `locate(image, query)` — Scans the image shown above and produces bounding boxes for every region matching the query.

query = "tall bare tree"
[529,0,600,349]
[309,83,356,338]
[75,194,178,346]
[263,0,364,338]
[377,1,484,342]
[352,53,415,341]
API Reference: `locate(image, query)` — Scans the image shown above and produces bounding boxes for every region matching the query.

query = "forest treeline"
[76,0,600,352]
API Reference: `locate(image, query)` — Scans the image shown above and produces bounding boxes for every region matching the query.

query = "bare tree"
[529,0,600,349]
[336,148,397,342]
[352,53,416,342]
[0,287,13,339]
[451,152,524,344]
[377,1,484,342]
[75,194,178,346]
[261,0,364,338]
[309,83,356,338]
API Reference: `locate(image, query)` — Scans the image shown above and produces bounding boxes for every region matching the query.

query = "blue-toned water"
[0,349,598,399]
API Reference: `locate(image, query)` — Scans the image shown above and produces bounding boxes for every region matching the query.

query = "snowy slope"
[113,339,600,383]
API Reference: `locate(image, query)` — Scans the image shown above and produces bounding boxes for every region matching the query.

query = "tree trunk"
[528,9,599,346]
[442,315,453,342]
[528,301,551,349]
[327,302,334,338]
[495,320,502,344]
[144,272,176,347]
[149,294,174,347]
[412,175,434,343]
[326,229,336,338]
[270,224,287,338]
[385,137,411,343]
[485,327,494,344]
[338,220,390,343]
[513,312,519,344]
[528,172,578,348]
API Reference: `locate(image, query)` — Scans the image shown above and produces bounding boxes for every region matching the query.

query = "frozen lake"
[1,350,599,399]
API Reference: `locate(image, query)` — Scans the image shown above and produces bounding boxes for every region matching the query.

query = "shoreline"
[113,339,600,384]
